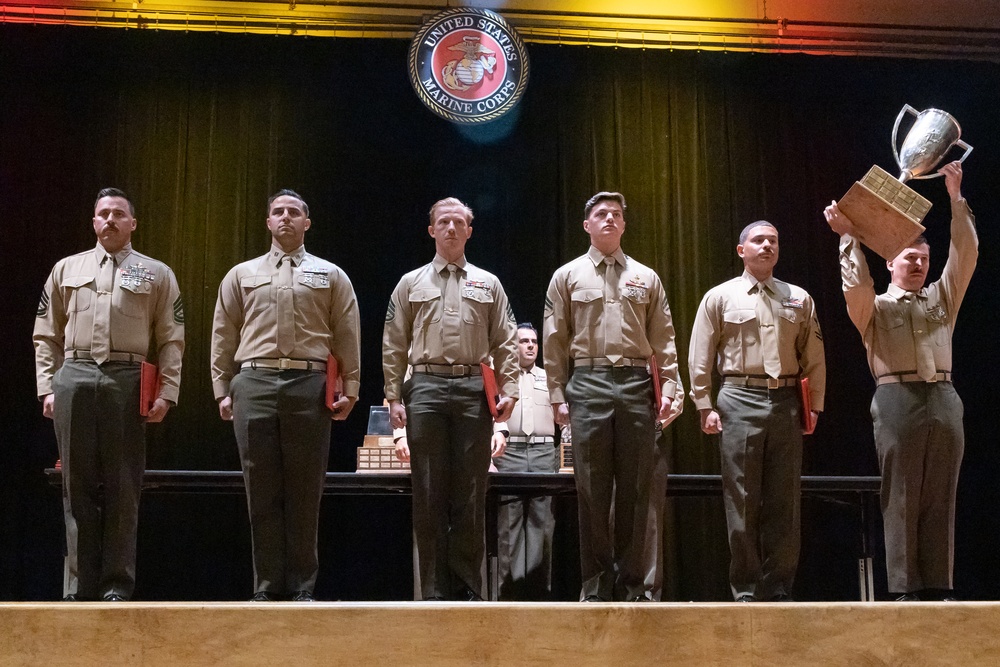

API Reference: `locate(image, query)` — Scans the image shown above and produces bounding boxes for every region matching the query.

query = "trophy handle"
[891,104,919,173]
[910,140,974,180]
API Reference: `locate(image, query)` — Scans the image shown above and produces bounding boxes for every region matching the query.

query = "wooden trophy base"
[838,165,930,260]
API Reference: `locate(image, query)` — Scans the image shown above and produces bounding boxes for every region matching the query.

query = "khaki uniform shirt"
[33,242,185,402]
[839,200,977,379]
[382,254,519,402]
[688,270,826,411]
[543,246,679,405]
[211,243,361,399]
[509,365,556,438]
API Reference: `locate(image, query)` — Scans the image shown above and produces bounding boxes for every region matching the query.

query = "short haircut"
[584,192,627,218]
[429,197,474,224]
[910,235,929,247]
[95,187,135,217]
[268,189,309,217]
[516,322,538,337]
[739,220,777,245]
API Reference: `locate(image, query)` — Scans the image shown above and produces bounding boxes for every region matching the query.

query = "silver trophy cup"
[893,105,973,182]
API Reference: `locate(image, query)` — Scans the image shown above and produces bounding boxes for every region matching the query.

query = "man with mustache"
[212,189,360,602]
[824,161,975,601]
[544,191,680,602]
[34,187,185,601]
[383,197,518,601]
[689,220,825,602]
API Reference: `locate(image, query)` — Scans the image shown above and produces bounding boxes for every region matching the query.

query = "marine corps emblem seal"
[408,8,529,124]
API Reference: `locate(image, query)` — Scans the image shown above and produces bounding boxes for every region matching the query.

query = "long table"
[45,469,882,601]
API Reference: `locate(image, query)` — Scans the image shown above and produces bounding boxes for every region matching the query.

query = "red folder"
[649,354,662,412]
[326,354,343,410]
[140,361,161,417]
[480,362,500,419]
[800,377,817,435]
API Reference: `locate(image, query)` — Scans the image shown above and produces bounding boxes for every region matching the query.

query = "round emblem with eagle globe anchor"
[409,8,530,124]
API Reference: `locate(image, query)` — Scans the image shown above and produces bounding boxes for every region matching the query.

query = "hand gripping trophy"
[838,105,973,259]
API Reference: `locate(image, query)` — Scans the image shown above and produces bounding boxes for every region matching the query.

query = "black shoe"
[250,591,278,602]
[423,596,447,601]
[769,593,792,602]
[102,593,127,602]
[62,594,80,602]
[454,586,483,602]
[628,594,652,602]
[582,595,605,602]
[735,594,757,603]
[895,592,920,601]
[920,589,957,602]
[290,590,315,602]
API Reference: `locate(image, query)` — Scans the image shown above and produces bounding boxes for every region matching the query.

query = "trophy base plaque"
[838,165,930,260]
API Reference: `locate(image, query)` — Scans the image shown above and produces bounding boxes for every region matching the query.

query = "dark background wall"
[2,24,997,602]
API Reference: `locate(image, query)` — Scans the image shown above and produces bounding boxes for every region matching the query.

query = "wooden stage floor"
[3,601,996,666]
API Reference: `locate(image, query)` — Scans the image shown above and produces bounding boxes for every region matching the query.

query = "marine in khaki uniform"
[382,197,518,601]
[493,323,559,601]
[688,220,825,602]
[211,189,360,602]
[544,192,680,602]
[33,187,185,602]
[824,161,975,601]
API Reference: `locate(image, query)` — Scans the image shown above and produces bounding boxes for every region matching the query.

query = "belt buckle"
[452,365,466,376]
[767,377,780,390]
[278,358,292,370]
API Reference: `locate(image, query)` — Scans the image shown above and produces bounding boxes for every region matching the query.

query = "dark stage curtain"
[2,25,998,601]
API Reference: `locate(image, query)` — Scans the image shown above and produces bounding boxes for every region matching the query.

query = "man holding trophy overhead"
[825,158,976,601]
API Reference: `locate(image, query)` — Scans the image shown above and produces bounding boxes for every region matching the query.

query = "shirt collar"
[95,242,133,265]
[740,269,776,294]
[886,283,925,300]
[588,245,627,268]
[432,253,467,274]
[267,243,306,269]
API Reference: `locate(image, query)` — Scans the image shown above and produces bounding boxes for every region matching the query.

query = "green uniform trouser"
[567,366,656,601]
[643,431,671,600]
[717,384,802,601]
[53,359,144,600]
[403,373,492,600]
[494,438,558,600]
[231,369,331,596]
[872,382,964,594]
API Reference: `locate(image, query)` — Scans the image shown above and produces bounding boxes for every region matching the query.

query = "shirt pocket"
[533,378,552,406]
[924,302,951,346]
[240,275,273,317]
[570,288,603,333]
[777,307,800,338]
[117,279,152,319]
[61,275,94,312]
[408,287,442,328]
[723,308,759,346]
[461,288,494,327]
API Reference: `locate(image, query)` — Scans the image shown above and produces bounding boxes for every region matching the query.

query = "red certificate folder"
[326,354,343,410]
[800,377,817,435]
[480,362,500,419]
[649,354,662,412]
[140,361,160,417]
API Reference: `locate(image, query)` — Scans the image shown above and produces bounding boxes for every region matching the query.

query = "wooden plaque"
[838,165,930,260]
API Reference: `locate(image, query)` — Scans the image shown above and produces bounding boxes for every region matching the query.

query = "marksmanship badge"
[408,7,530,124]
